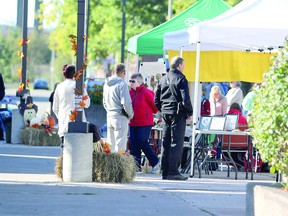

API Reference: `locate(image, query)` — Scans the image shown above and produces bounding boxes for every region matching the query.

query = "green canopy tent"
[127,0,231,55]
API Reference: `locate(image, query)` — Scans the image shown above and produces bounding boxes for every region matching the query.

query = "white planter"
[62,133,93,182]
[246,183,288,216]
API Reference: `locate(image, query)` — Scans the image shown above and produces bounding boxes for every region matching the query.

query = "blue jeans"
[130,126,159,170]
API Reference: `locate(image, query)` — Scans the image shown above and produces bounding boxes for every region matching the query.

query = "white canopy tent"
[163,0,288,176]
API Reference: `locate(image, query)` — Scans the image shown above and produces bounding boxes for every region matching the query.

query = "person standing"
[209,85,228,160]
[209,85,228,116]
[129,73,159,172]
[226,81,243,111]
[0,73,5,140]
[53,64,90,143]
[155,56,193,181]
[103,63,133,153]
[242,82,261,120]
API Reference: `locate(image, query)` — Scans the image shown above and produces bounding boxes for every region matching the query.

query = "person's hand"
[99,138,105,146]
[186,116,193,124]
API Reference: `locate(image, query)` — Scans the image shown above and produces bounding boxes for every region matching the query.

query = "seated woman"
[224,103,248,169]
[227,102,248,126]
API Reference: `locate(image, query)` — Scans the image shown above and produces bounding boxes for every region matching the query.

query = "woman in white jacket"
[226,81,243,112]
[52,64,90,142]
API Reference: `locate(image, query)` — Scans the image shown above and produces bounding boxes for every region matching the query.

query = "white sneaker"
[151,162,160,174]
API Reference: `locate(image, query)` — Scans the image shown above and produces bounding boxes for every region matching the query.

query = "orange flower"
[17,68,22,78]
[69,109,78,121]
[102,142,111,154]
[118,150,126,154]
[74,70,83,80]
[78,101,86,108]
[72,42,77,51]
[17,50,24,58]
[18,82,24,92]
[82,95,89,100]
[18,40,23,46]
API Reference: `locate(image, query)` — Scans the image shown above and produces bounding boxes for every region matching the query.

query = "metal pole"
[121,0,126,63]
[84,0,90,79]
[22,0,28,90]
[168,0,173,20]
[68,0,89,133]
[190,41,201,178]
[16,0,30,115]
[16,0,23,28]
[75,0,85,122]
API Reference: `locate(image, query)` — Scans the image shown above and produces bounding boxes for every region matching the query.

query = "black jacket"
[0,73,5,101]
[154,69,193,116]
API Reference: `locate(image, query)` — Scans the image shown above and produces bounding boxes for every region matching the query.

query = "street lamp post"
[68,0,89,133]
[121,0,126,63]
[17,0,30,115]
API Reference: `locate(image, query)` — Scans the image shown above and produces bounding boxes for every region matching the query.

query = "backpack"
[201,98,210,116]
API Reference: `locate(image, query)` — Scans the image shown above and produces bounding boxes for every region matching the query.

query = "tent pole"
[180,47,183,57]
[190,41,201,177]
[126,51,130,83]
[136,54,139,73]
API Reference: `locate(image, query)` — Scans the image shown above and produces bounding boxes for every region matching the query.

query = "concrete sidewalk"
[0,141,276,216]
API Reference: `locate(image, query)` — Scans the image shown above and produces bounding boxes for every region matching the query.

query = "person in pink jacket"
[209,85,228,116]
[129,73,159,173]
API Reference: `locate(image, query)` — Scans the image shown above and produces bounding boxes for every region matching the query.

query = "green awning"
[127,0,231,55]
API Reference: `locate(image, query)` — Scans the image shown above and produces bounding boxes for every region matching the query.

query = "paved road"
[0,141,276,216]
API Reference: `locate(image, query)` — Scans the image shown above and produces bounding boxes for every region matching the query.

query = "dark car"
[34,78,49,90]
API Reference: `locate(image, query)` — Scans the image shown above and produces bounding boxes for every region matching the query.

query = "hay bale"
[55,155,63,179]
[21,128,61,146]
[93,152,137,183]
[55,152,137,183]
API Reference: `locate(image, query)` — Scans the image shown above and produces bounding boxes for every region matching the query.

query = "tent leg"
[136,54,139,73]
[126,52,130,82]
[190,41,201,178]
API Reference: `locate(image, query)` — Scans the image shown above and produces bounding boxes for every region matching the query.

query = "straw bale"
[55,151,137,183]
[21,128,61,146]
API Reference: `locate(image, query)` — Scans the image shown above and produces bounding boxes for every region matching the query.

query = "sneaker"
[167,174,188,181]
[151,162,160,174]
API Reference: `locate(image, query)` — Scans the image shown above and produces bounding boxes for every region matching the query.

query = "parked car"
[34,78,49,90]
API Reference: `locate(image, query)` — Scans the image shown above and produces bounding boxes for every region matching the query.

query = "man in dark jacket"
[0,73,5,140]
[155,56,193,181]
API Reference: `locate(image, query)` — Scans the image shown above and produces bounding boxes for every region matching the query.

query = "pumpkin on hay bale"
[21,113,61,146]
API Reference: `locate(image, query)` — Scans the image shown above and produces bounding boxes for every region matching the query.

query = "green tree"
[173,0,242,16]
[44,0,242,63]
[43,0,168,61]
[0,27,21,82]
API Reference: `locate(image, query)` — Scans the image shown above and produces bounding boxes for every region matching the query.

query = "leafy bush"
[251,40,288,176]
